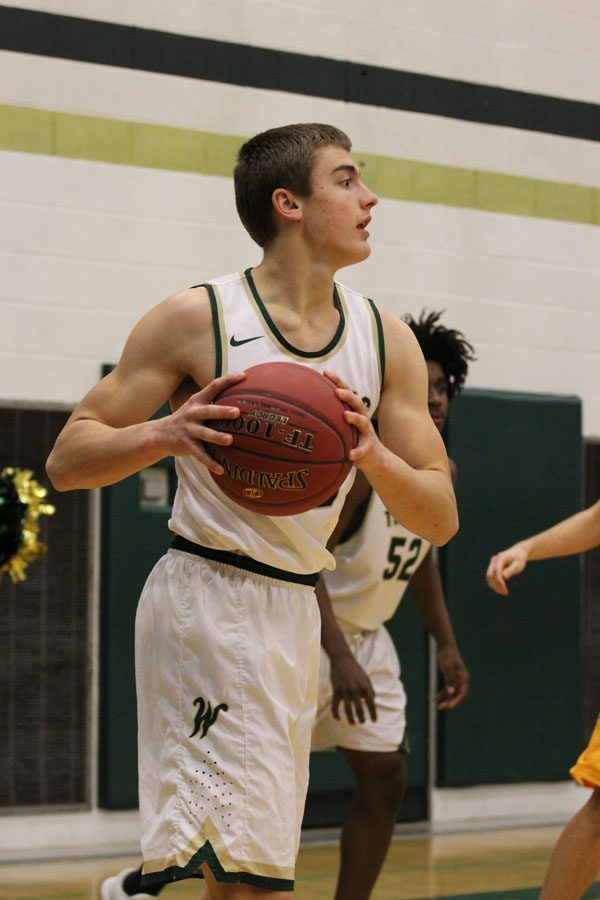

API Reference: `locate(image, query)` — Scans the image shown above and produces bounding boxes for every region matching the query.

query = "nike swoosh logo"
[230,335,264,347]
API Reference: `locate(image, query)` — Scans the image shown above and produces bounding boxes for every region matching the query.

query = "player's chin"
[342,239,371,266]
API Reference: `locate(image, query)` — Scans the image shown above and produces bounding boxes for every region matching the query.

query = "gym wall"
[1,0,599,431]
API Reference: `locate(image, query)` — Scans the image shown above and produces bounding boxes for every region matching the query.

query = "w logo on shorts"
[190,696,229,739]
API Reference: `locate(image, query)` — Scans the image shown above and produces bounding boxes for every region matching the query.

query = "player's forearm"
[362,448,458,546]
[409,561,458,650]
[418,598,458,651]
[515,504,600,562]
[46,418,167,491]
[315,580,353,661]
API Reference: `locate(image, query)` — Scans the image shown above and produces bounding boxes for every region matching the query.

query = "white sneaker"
[100,867,157,900]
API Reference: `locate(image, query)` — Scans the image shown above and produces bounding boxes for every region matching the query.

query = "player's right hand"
[157,372,246,474]
[330,654,377,725]
[485,544,529,595]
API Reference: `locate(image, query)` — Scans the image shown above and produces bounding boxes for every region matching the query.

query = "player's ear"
[272,188,302,224]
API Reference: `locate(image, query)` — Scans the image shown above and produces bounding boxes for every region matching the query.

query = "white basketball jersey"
[324,489,431,630]
[169,269,384,574]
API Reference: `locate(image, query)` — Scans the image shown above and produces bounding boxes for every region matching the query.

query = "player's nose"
[365,187,378,208]
[360,181,378,208]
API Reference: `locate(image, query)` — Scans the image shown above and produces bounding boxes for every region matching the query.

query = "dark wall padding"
[440,388,582,786]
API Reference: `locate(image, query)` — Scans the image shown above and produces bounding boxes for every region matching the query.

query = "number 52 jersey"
[324,488,431,631]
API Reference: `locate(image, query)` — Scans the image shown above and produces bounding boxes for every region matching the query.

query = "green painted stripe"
[356,150,599,225]
[0,104,240,177]
[1,104,598,226]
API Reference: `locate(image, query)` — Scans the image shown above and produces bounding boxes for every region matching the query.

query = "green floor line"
[397,881,600,900]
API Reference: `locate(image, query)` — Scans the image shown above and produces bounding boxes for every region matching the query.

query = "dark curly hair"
[403,310,476,400]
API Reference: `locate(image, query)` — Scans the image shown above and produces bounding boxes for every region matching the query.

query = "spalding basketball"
[207,362,358,515]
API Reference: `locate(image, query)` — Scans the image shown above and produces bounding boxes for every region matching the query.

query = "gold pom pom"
[0,467,55,583]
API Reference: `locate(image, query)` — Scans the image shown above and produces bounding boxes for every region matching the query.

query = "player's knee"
[356,753,407,809]
[384,754,408,807]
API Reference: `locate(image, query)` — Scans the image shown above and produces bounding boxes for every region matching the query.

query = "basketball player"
[312,311,473,900]
[487,501,600,900]
[47,124,457,900]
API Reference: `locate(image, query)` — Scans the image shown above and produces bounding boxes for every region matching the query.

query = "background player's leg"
[334,748,407,900]
[539,788,600,899]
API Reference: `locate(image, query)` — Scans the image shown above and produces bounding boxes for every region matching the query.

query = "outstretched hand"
[486,544,529,596]
[158,371,246,474]
[435,647,469,710]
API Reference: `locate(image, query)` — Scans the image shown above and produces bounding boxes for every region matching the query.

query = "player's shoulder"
[155,286,210,328]
[168,271,249,314]
[378,307,415,340]
[377,309,424,373]
[126,287,213,364]
[166,271,242,305]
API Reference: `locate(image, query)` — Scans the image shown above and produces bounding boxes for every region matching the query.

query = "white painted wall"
[2,2,599,432]
[7,0,600,100]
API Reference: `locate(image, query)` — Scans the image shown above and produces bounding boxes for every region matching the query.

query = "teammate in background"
[312,311,473,900]
[487,502,600,900]
[47,123,457,900]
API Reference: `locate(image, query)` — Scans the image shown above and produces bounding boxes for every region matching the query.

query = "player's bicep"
[69,362,178,431]
[379,394,448,473]
[376,323,449,474]
[69,294,200,429]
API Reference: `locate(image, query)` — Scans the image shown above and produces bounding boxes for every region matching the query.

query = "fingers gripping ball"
[208,362,358,515]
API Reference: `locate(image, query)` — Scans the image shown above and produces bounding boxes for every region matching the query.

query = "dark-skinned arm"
[407,548,469,709]
[315,471,377,725]
[407,458,468,709]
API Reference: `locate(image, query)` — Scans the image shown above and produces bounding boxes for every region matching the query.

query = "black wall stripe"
[2,5,599,143]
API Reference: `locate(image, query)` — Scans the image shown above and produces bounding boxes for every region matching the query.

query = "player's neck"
[253,251,337,315]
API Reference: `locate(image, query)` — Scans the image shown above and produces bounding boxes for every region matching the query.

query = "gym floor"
[2,824,600,899]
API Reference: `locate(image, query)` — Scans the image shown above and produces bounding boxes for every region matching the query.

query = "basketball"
[207,362,358,515]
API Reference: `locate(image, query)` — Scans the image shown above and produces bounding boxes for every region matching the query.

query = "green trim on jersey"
[367,298,385,389]
[242,268,348,361]
[204,282,226,378]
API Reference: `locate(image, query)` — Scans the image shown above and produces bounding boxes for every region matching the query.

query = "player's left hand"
[485,545,528,595]
[435,647,469,710]
[324,370,380,466]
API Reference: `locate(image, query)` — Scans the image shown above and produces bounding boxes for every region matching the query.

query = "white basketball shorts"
[135,545,321,892]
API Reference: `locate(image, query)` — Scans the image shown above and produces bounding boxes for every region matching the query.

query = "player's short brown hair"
[234,123,352,247]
